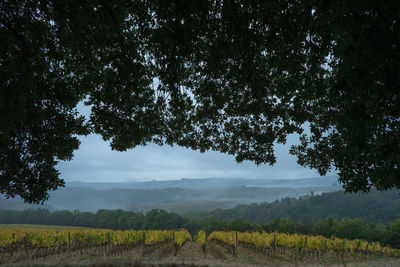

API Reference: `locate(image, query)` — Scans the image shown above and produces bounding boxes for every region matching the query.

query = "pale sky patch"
[57,132,322,183]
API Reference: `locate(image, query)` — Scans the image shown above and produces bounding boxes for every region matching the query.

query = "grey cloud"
[57,131,323,182]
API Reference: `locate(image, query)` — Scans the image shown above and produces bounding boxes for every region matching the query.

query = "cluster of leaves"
[1,0,399,202]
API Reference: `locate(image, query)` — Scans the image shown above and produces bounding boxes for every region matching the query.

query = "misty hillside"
[66,176,340,190]
[0,176,341,213]
[194,189,400,224]
[46,185,341,212]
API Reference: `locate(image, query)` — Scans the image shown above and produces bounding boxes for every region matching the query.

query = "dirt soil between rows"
[3,241,400,267]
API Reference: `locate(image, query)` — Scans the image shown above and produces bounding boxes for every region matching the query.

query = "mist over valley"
[1,176,341,213]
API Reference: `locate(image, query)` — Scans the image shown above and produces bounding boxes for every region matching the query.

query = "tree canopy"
[1,0,399,203]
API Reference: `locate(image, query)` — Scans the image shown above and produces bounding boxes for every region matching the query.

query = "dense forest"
[193,189,400,224]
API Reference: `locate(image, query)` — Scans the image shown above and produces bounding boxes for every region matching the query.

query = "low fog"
[1,176,341,213]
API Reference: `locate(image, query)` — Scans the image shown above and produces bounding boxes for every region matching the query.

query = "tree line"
[200,189,400,225]
[1,208,399,249]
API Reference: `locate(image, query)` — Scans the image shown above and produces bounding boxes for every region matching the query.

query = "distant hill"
[66,176,340,190]
[0,199,30,211]
[0,198,51,211]
[44,185,341,212]
[199,189,400,224]
[1,176,342,213]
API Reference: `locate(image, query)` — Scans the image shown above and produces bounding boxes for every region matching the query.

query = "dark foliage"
[205,189,400,224]
[2,1,399,202]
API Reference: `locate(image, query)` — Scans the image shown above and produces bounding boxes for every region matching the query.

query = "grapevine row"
[205,231,400,258]
[0,228,191,263]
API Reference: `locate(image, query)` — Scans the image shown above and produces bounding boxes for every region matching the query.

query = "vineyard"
[0,226,191,263]
[207,231,400,259]
[0,225,399,265]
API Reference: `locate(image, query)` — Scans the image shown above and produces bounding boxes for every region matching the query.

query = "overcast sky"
[57,132,323,183]
[55,102,330,182]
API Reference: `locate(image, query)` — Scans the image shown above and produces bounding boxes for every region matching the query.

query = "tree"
[1,0,399,203]
[143,209,186,229]
[311,217,337,237]
[229,218,251,232]
[51,209,75,226]
[388,219,400,248]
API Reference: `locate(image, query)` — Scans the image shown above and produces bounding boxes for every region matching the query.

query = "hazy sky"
[55,102,329,182]
[57,132,322,183]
